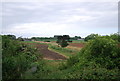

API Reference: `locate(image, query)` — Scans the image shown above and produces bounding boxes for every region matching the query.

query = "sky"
[1,0,118,38]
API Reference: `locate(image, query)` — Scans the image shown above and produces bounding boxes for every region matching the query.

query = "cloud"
[64,15,96,23]
[2,2,118,37]
[3,22,71,37]
[2,0,119,2]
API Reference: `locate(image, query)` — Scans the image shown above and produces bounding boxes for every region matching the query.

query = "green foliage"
[56,35,70,47]
[75,36,81,39]
[110,32,120,42]
[49,45,73,53]
[84,32,120,42]
[31,37,55,41]
[49,45,76,57]
[6,35,16,40]
[60,40,69,47]
[63,64,120,79]
[70,36,81,40]
[83,37,119,69]
[56,39,69,47]
[60,36,120,79]
[66,55,79,67]
[3,34,120,80]
[2,35,42,79]
[17,37,24,41]
[84,34,99,41]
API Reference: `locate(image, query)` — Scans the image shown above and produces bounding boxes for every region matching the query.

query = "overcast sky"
[1,1,118,38]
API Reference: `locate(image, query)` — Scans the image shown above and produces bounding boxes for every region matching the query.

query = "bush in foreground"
[2,35,42,79]
[61,36,120,79]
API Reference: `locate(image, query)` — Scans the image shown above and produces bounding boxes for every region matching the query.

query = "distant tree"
[74,36,81,40]
[56,36,63,45]
[17,37,24,41]
[84,34,99,41]
[60,39,69,47]
[110,32,120,42]
[63,35,70,41]
[31,37,36,40]
[7,35,16,40]
[55,35,70,47]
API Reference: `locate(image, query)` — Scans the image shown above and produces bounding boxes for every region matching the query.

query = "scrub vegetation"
[1,33,120,80]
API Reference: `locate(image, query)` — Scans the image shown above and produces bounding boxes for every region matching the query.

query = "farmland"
[2,1,120,80]
[2,33,120,80]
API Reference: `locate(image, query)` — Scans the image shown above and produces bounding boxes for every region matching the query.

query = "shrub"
[110,32,120,42]
[62,36,120,79]
[84,34,99,41]
[63,65,120,79]
[56,35,69,47]
[84,37,119,69]
[60,40,69,47]
[2,35,42,79]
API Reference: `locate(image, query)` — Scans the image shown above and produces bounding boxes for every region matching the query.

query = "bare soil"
[35,41,85,48]
[27,43,66,60]
[69,43,85,48]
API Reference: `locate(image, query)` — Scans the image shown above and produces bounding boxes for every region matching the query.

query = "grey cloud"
[2,2,118,37]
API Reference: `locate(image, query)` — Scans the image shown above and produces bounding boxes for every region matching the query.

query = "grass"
[35,39,57,42]
[44,60,66,68]
[23,59,67,79]
[49,45,79,58]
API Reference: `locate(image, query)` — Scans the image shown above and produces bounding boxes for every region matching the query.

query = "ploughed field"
[26,43,66,60]
[69,43,85,48]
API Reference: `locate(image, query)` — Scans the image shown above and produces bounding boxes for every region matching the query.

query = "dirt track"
[28,43,66,60]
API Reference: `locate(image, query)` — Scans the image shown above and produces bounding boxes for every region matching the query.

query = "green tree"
[84,34,99,41]
[110,32,120,42]
[2,35,42,79]
[74,36,81,40]
[17,37,24,41]
[60,39,69,47]
[7,35,16,40]
[56,35,69,47]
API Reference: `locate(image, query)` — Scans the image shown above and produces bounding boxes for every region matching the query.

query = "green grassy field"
[71,40,84,43]
[35,39,56,42]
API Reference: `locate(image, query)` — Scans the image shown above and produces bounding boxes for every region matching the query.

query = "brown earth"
[26,43,66,60]
[35,41,85,48]
[69,43,85,48]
